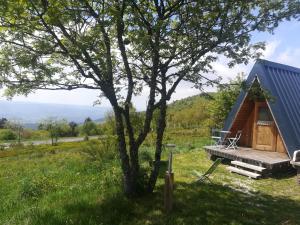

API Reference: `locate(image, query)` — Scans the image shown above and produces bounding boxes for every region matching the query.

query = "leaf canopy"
[0,0,298,104]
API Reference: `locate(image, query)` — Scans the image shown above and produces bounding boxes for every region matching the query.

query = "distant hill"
[0,101,110,126]
[168,93,215,111]
[167,93,215,130]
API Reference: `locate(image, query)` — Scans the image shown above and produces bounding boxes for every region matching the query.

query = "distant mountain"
[0,101,110,125]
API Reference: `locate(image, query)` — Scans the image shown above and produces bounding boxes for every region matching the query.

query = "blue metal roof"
[223,59,300,158]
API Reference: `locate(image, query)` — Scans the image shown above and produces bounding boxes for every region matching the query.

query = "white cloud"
[211,59,250,83]
[0,89,111,108]
[170,83,201,101]
[263,40,281,59]
[209,40,281,84]
[276,48,300,68]
[131,82,202,110]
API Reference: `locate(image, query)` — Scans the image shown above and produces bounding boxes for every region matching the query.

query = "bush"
[0,144,6,151]
[136,167,150,195]
[38,119,70,145]
[20,178,44,200]
[20,176,55,200]
[0,129,17,141]
[99,112,116,135]
[139,149,153,163]
[21,129,32,139]
[81,137,117,162]
[9,142,24,149]
[80,118,101,137]
[30,130,49,140]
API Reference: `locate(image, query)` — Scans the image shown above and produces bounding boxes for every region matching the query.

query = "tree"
[81,117,97,140]
[39,118,64,145]
[0,129,17,141]
[0,0,298,197]
[5,120,24,144]
[0,118,7,129]
[210,74,245,128]
[101,111,117,135]
[69,121,78,137]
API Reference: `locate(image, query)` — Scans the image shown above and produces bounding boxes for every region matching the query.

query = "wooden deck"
[204,146,291,171]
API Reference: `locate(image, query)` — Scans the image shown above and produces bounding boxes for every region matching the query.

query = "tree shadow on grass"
[270,168,297,179]
[30,182,300,225]
[171,182,300,225]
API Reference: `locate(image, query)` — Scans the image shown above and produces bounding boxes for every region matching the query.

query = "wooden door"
[252,102,276,151]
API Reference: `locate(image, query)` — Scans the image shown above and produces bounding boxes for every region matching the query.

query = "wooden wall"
[229,97,254,147]
[276,133,286,153]
[229,98,288,154]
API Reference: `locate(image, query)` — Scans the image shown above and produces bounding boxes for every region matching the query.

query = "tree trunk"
[123,111,141,194]
[113,107,139,197]
[147,99,167,193]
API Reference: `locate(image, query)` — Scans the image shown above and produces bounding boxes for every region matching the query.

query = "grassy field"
[0,133,299,225]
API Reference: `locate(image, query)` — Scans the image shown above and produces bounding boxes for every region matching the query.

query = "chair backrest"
[293,150,300,162]
[204,158,222,176]
[211,128,220,137]
[235,130,242,141]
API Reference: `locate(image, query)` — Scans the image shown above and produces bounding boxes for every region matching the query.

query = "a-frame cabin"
[205,59,300,176]
[228,84,287,154]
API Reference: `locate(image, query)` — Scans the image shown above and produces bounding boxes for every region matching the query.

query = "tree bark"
[147,98,167,193]
[113,107,137,197]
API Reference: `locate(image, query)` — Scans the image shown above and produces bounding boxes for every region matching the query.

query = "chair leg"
[226,139,238,150]
[226,140,233,149]
[206,177,213,183]
[232,142,238,150]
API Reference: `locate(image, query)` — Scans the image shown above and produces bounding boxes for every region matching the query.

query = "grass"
[0,134,299,225]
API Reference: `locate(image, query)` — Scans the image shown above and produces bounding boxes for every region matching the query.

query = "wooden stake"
[164,171,174,213]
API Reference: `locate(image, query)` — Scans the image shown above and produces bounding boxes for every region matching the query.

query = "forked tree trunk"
[147,99,167,193]
[113,88,168,196]
[114,100,168,196]
[114,107,147,197]
[114,108,137,197]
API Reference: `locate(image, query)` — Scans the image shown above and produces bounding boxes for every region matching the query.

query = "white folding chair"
[226,130,242,150]
[211,128,221,146]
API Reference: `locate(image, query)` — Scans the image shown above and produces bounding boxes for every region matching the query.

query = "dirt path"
[1,136,100,148]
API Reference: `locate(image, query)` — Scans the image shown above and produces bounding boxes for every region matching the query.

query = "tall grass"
[0,133,299,225]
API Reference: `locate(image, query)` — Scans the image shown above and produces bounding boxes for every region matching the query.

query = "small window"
[258,107,273,121]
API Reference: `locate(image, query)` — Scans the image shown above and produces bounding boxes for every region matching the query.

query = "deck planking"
[204,146,291,170]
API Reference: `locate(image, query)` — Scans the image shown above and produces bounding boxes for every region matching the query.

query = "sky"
[1,19,300,111]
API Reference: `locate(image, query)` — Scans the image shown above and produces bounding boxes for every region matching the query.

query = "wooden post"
[164,151,174,213]
[164,171,174,213]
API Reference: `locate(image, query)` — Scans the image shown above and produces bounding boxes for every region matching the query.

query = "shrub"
[81,137,117,162]
[100,112,116,135]
[0,129,17,141]
[38,118,69,145]
[9,142,24,149]
[20,178,44,199]
[80,117,101,137]
[139,149,153,163]
[136,167,150,195]
[30,130,49,140]
[19,176,55,200]
[22,129,33,139]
